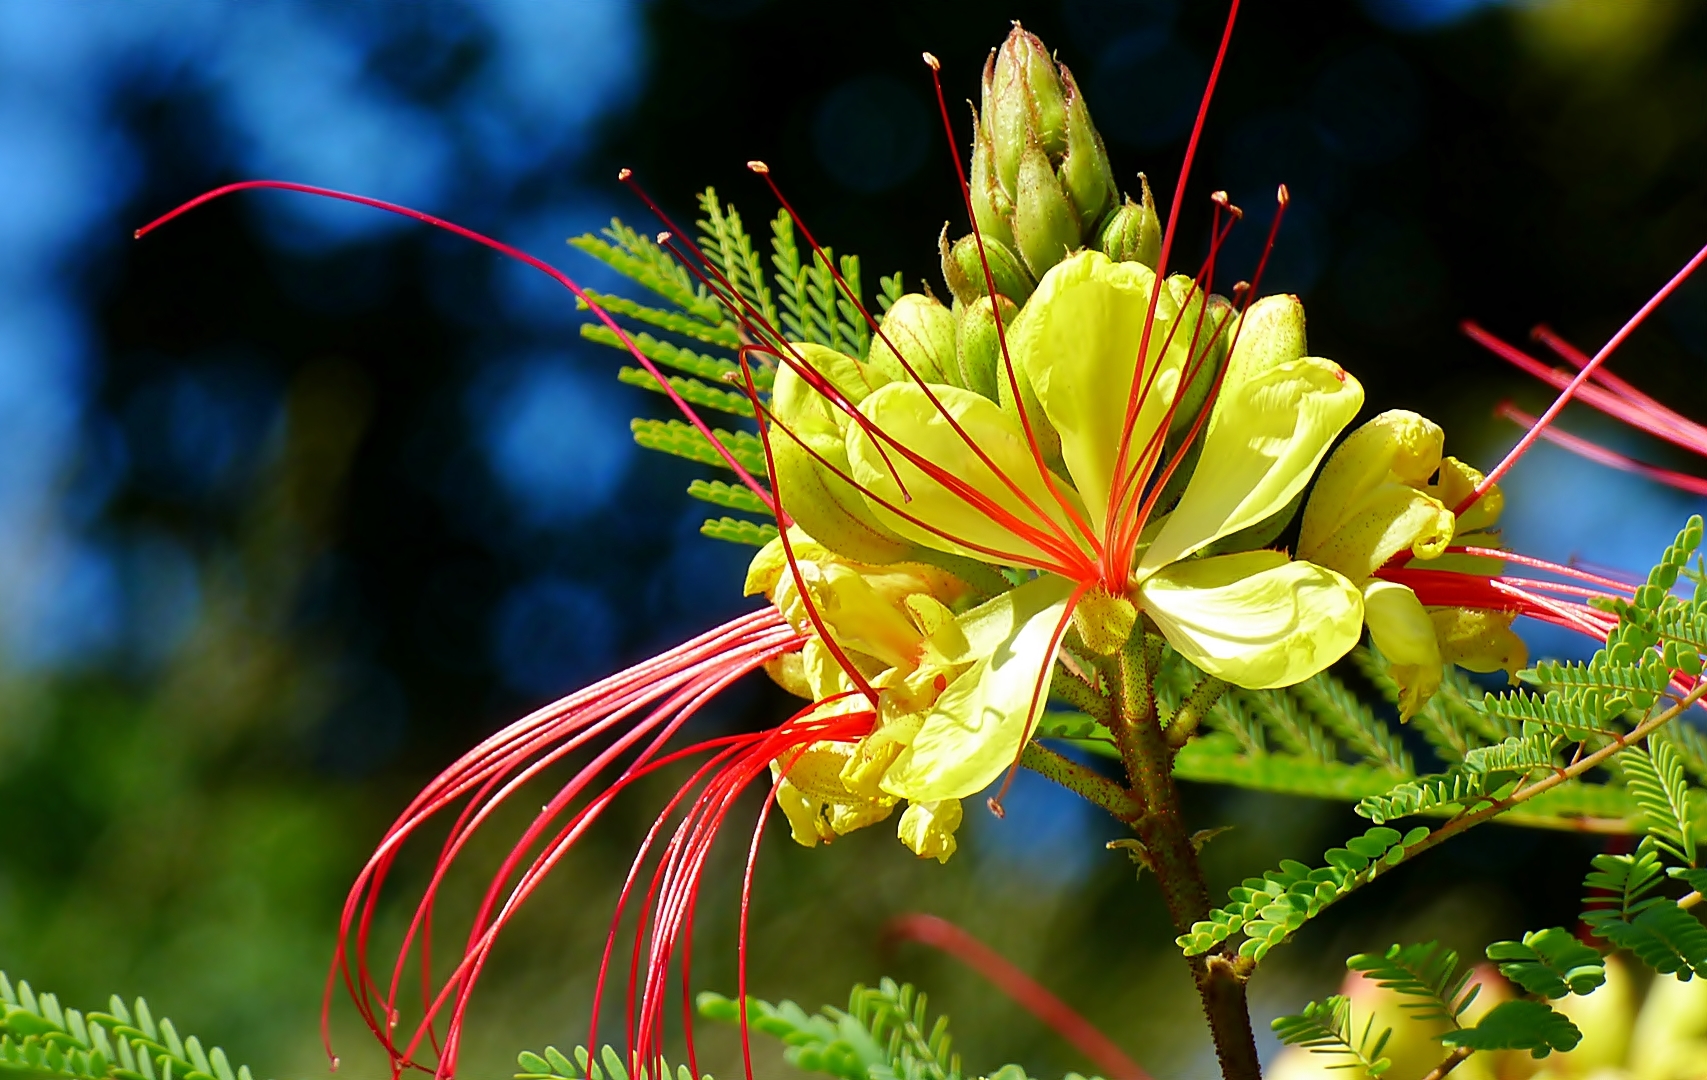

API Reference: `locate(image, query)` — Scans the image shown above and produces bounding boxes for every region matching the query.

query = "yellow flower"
[1298,410,1526,718]
[834,251,1366,802]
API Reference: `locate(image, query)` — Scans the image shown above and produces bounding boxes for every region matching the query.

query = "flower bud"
[1095,179,1161,270]
[940,227,1035,308]
[867,293,956,385]
[1227,293,1307,378]
[1071,587,1136,655]
[954,293,1019,402]
[1163,277,1232,442]
[897,798,962,863]
[969,116,1015,250]
[1012,133,1082,279]
[1058,64,1116,228]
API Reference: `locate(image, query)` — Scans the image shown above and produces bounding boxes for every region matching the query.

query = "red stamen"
[990,585,1088,817]
[884,914,1151,1080]
[137,181,776,513]
[1497,403,1707,497]
[1462,237,1707,514]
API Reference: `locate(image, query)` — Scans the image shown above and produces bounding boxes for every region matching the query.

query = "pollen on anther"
[922,51,941,71]
[1276,183,1291,206]
[618,168,633,181]
[657,231,673,244]
[747,160,770,175]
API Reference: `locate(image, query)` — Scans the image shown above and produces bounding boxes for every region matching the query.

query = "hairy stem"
[1020,742,1142,822]
[1167,675,1228,748]
[1110,633,1260,1080]
[1420,1047,1474,1080]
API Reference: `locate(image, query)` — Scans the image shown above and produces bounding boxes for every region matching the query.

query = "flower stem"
[1109,633,1260,1080]
[1020,742,1142,821]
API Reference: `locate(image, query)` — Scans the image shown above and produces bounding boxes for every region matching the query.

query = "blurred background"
[0,0,1704,1078]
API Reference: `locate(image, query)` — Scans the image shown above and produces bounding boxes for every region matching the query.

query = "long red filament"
[1462,238,1707,514]
[884,914,1151,1080]
[135,181,777,512]
[1497,403,1707,497]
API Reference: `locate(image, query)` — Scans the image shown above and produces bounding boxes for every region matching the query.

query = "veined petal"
[848,382,1084,567]
[1009,250,1187,527]
[1301,483,1456,582]
[1298,410,1450,576]
[880,574,1075,802]
[1138,550,1363,689]
[1139,358,1364,574]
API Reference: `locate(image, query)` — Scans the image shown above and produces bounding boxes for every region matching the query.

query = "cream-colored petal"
[1362,580,1442,720]
[1138,551,1363,689]
[1300,483,1456,582]
[1008,250,1187,528]
[1139,358,1365,575]
[847,382,1084,568]
[879,574,1075,802]
[1297,410,1444,558]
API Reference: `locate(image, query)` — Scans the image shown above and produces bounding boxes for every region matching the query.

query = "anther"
[747,160,770,175]
[617,168,633,181]
[985,795,1006,819]
[657,231,672,244]
[1211,190,1230,207]
[922,51,940,71]
[1276,183,1290,207]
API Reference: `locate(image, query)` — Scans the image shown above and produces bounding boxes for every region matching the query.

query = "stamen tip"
[922,51,940,71]
[985,796,1006,819]
[1276,183,1290,206]
[1211,189,1230,207]
[132,228,143,240]
[330,1058,341,1073]
[747,160,770,175]
[617,167,633,181]
[657,230,673,244]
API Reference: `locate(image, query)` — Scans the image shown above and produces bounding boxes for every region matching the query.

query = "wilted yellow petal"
[1007,250,1187,527]
[880,574,1075,801]
[848,382,1085,567]
[1138,550,1363,689]
[1298,411,1451,576]
[1139,357,1364,574]
[897,798,963,863]
[1430,606,1528,682]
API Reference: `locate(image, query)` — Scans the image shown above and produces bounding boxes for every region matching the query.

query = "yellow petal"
[848,382,1085,568]
[1138,358,1365,574]
[1430,607,1528,681]
[1362,580,1442,719]
[897,798,962,863]
[1007,250,1187,527]
[1430,456,1504,533]
[1301,483,1456,582]
[1138,551,1363,689]
[1298,410,1446,570]
[880,574,1075,801]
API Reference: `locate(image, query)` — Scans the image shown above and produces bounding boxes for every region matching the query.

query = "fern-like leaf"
[1438,1000,1580,1058]
[1295,673,1412,774]
[629,419,765,474]
[515,1044,703,1080]
[1346,942,1477,1025]
[1270,997,1391,1078]
[687,479,770,515]
[1485,928,1606,998]
[1622,740,1697,865]
[701,518,778,547]
[616,367,755,418]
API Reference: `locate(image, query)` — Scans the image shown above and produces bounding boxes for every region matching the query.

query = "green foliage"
[629,419,766,475]
[700,518,779,547]
[687,479,771,515]
[1345,942,1478,1025]
[1293,672,1412,775]
[1485,928,1606,998]
[516,1044,701,1080]
[1437,1000,1581,1058]
[1354,734,1554,824]
[1581,839,1707,979]
[1623,739,1698,865]
[1269,997,1390,1078]
[699,979,976,1080]
[617,366,755,418]
[0,972,259,1080]
[1177,825,1430,961]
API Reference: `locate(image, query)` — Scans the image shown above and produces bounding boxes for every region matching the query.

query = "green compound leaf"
[1438,999,1581,1059]
[1270,996,1391,1078]
[701,518,779,548]
[617,367,755,418]
[630,419,765,474]
[1622,740,1697,866]
[687,479,770,515]
[1178,825,1430,962]
[1485,927,1606,998]
[1346,942,1477,1025]
[515,1044,702,1080]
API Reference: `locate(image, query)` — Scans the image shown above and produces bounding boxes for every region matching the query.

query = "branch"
[1420,1047,1474,1080]
[1021,742,1142,821]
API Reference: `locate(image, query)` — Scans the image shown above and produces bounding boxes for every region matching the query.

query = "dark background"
[1,1,1704,1078]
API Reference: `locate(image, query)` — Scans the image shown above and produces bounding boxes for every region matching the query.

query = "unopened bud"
[969,111,1016,250]
[867,293,956,385]
[1012,133,1081,279]
[941,228,1035,308]
[1227,294,1307,378]
[954,293,1019,401]
[1165,281,1233,441]
[1095,179,1161,270]
[1058,64,1115,229]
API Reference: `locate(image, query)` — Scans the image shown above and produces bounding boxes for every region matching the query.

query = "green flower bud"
[1058,64,1116,229]
[1095,177,1161,270]
[1012,133,1081,279]
[969,25,1117,280]
[939,227,1034,308]
[969,114,1015,250]
[1228,293,1307,376]
[1071,587,1136,655]
[954,292,1019,401]
[867,293,956,385]
[1164,278,1233,442]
